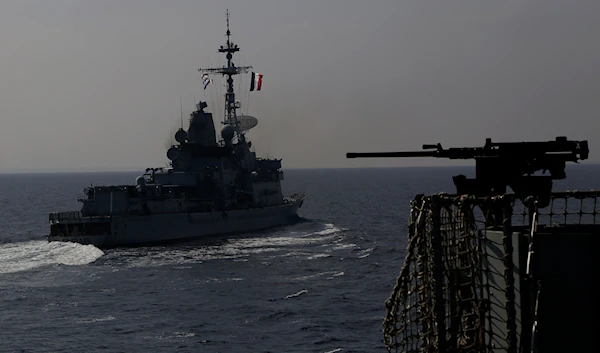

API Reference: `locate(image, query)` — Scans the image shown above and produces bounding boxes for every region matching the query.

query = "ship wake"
[0,240,104,274]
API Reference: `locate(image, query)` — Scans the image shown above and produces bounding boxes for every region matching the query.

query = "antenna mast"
[199,9,252,144]
[170,115,174,145]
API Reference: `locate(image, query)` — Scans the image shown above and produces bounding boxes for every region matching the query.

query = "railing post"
[430,195,447,351]
[521,196,537,353]
[503,198,517,352]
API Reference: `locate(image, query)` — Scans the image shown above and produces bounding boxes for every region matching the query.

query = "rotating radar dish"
[226,115,258,131]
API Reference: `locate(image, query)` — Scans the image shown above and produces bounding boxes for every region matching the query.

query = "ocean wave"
[331,243,356,251]
[307,223,345,237]
[328,271,344,279]
[356,247,374,258]
[307,253,331,260]
[284,289,308,299]
[143,332,197,340]
[292,270,344,281]
[324,349,343,353]
[75,315,116,324]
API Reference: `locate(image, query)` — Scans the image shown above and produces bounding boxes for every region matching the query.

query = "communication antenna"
[180,97,184,128]
[226,9,230,39]
[170,115,174,145]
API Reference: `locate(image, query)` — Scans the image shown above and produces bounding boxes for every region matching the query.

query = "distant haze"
[1,0,599,172]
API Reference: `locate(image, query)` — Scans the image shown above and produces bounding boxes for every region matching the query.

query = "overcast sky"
[1,0,599,172]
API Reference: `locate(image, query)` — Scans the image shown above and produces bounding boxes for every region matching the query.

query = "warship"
[348,137,596,352]
[47,11,304,248]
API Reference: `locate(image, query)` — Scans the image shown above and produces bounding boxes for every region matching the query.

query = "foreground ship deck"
[47,10,304,248]
[382,191,598,352]
[347,137,595,352]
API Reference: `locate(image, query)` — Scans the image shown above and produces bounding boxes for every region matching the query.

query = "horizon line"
[0,163,597,175]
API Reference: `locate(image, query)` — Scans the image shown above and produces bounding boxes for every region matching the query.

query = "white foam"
[75,315,116,324]
[329,271,344,278]
[332,243,356,251]
[168,224,343,263]
[357,247,374,259]
[324,349,343,353]
[307,253,331,260]
[197,276,246,284]
[232,233,337,249]
[0,240,104,274]
[284,289,308,299]
[310,223,344,236]
[148,332,196,340]
[292,270,343,281]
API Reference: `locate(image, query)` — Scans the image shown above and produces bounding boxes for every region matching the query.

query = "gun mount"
[347,136,589,207]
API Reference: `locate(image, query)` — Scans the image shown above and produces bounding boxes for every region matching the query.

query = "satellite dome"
[167,147,179,160]
[136,176,146,186]
[175,129,187,143]
[221,125,235,141]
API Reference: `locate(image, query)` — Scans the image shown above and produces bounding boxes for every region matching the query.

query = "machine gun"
[347,137,589,207]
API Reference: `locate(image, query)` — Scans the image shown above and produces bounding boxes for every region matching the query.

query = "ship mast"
[199,9,252,144]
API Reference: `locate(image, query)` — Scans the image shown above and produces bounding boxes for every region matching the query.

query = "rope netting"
[382,191,600,352]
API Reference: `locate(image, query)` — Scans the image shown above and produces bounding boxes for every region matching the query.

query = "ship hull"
[48,199,303,248]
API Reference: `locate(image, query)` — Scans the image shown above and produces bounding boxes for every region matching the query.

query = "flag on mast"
[202,74,212,90]
[250,72,263,91]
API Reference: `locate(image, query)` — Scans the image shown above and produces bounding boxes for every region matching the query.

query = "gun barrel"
[346,151,437,159]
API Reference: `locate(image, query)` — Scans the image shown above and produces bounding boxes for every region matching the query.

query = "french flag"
[250,72,263,91]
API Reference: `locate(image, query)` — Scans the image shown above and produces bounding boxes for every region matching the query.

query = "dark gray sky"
[1,0,599,172]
